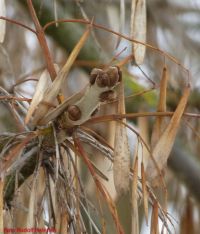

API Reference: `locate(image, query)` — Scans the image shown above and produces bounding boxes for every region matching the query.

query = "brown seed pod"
[99,90,116,102]
[90,68,103,85]
[67,105,81,121]
[90,66,122,87]
[96,72,109,87]
[106,66,120,87]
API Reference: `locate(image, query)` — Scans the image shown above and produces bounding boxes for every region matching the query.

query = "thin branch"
[43,18,191,80]
[0,16,36,34]
[26,0,57,81]
[85,111,200,125]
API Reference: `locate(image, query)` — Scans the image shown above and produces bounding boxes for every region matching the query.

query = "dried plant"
[0,1,200,234]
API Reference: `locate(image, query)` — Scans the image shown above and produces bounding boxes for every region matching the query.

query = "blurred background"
[1,0,200,233]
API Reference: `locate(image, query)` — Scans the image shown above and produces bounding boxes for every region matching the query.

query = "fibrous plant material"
[0,1,194,233]
[114,79,131,196]
[131,156,139,234]
[27,25,92,127]
[130,0,146,65]
[146,85,190,183]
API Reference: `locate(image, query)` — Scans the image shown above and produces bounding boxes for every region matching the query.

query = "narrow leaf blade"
[131,156,139,234]
[150,201,159,234]
[146,86,190,182]
[113,82,130,195]
[151,66,169,147]
[158,66,169,112]
[131,0,146,65]
[25,68,53,124]
[141,162,149,224]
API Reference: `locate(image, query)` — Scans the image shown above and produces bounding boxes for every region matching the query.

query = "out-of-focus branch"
[169,142,200,202]
[19,0,101,61]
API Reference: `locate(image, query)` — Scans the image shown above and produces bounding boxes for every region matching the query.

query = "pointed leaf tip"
[130,0,146,65]
[146,86,190,182]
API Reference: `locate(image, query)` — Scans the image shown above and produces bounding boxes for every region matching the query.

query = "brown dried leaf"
[30,26,91,126]
[74,137,124,233]
[114,137,130,194]
[158,67,168,112]
[113,82,130,195]
[138,115,149,172]
[131,156,139,234]
[150,201,159,234]
[141,162,149,224]
[0,0,6,43]
[151,66,169,147]
[146,86,190,182]
[130,0,146,65]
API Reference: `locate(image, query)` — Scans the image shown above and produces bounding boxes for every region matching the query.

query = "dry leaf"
[131,156,139,234]
[158,67,168,112]
[150,201,159,234]
[146,86,190,182]
[151,66,169,147]
[25,67,55,124]
[138,115,149,172]
[113,123,130,195]
[130,0,146,65]
[0,0,6,43]
[26,179,36,228]
[30,26,91,126]
[141,162,149,224]
[115,0,125,48]
[113,82,130,195]
[74,137,124,233]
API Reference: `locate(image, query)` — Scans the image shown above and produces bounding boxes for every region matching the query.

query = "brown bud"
[96,72,109,87]
[67,105,81,121]
[90,68,103,85]
[90,66,122,87]
[99,90,116,102]
[106,66,121,87]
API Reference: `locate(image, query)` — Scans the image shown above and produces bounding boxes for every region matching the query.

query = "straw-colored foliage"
[0,1,199,233]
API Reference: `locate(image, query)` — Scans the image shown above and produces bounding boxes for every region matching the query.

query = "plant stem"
[26,0,57,81]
